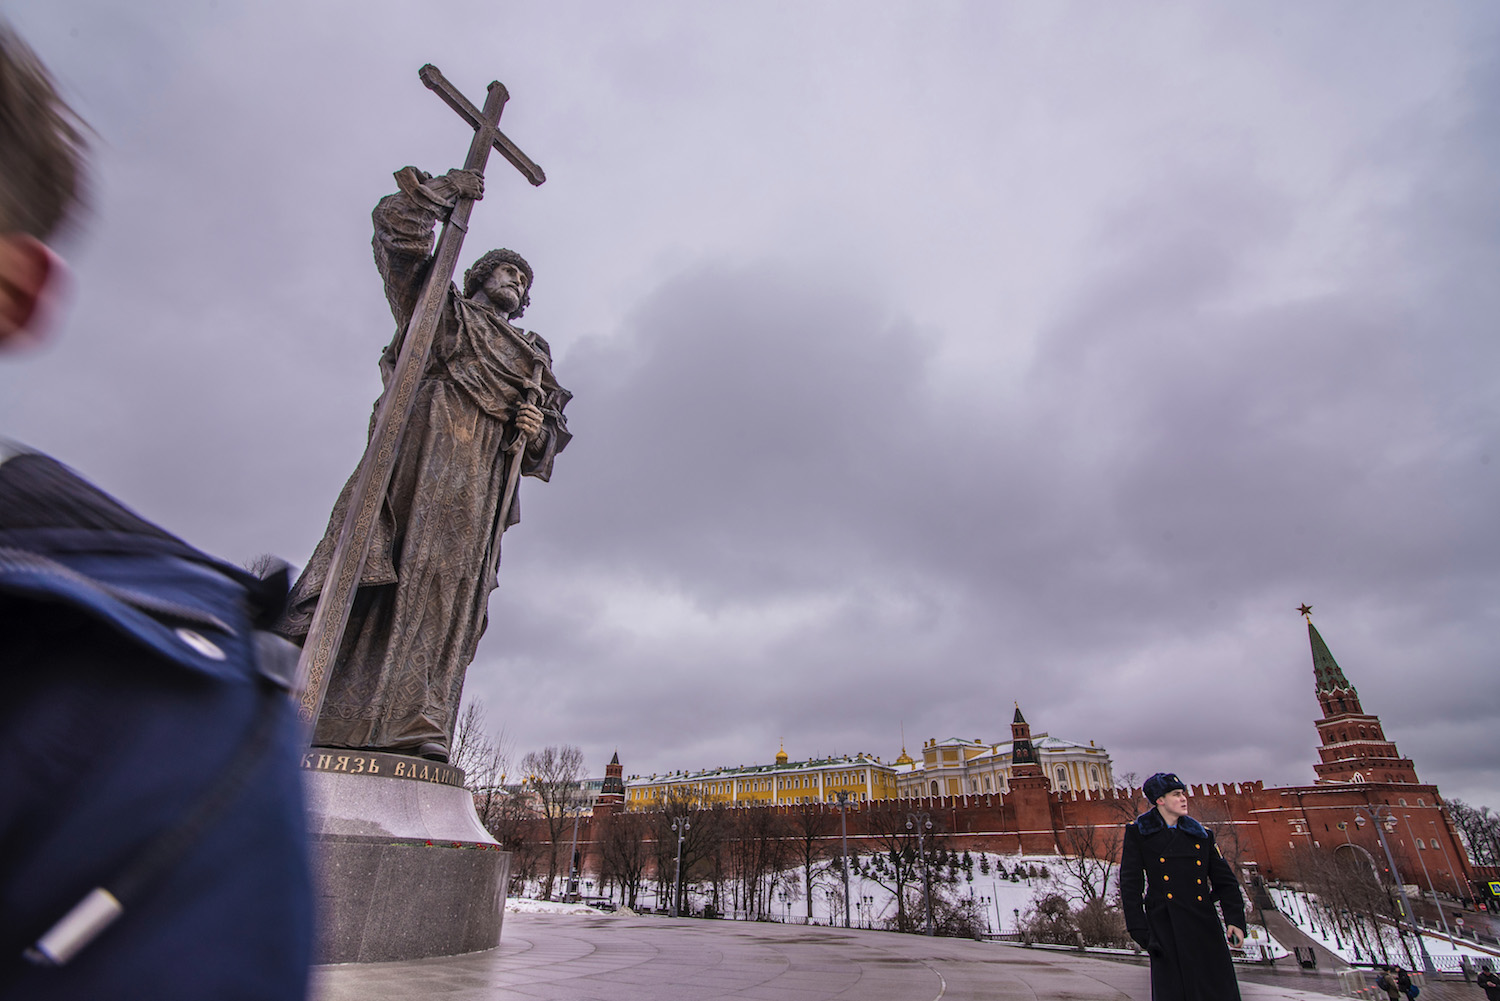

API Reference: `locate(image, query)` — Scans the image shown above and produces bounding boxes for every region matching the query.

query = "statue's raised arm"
[372,167,483,380]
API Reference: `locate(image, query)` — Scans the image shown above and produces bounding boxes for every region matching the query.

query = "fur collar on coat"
[1134,808,1209,839]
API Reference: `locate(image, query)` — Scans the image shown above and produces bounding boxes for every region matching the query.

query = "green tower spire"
[1308,622,1354,694]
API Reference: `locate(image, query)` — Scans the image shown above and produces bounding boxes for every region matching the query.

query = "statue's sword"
[294,65,543,729]
[496,359,547,533]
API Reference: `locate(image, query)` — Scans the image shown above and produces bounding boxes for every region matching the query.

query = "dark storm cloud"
[477,142,1499,795]
[545,265,933,594]
[3,3,1496,807]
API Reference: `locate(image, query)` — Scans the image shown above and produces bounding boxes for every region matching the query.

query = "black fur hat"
[1143,772,1187,803]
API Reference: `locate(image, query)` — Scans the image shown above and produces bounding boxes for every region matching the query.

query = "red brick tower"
[1007,703,1057,852]
[1009,703,1044,779]
[1305,613,1419,785]
[595,750,626,817]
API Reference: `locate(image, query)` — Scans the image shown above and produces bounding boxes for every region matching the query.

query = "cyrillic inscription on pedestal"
[301,748,465,787]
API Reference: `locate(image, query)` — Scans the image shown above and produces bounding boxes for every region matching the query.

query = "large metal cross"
[295,64,545,727]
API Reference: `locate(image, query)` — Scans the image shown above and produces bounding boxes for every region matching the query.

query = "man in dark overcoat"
[1120,772,1247,1001]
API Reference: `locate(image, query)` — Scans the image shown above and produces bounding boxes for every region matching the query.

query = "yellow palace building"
[623,707,1112,810]
[624,744,898,810]
[892,707,1115,798]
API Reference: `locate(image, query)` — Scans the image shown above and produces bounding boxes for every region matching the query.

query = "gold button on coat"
[1167,893,1173,899]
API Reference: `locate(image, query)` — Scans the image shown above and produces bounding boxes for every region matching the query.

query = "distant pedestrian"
[1397,967,1418,999]
[1121,772,1247,1001]
[1477,962,1500,1001]
[1378,967,1401,1001]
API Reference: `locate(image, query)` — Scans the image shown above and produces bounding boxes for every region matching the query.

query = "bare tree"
[1075,896,1128,947]
[1287,843,1406,967]
[243,552,288,579]
[787,802,837,922]
[722,805,790,919]
[647,788,725,916]
[1448,799,1500,867]
[1193,800,1254,878]
[1057,822,1122,905]
[481,787,545,897]
[856,808,956,933]
[1021,891,1079,945]
[451,698,511,793]
[596,811,652,910]
[520,744,586,900]
[446,698,530,891]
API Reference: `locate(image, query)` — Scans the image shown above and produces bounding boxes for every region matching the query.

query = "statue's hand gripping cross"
[294,65,544,727]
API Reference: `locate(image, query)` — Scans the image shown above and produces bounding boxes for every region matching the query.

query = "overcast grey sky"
[4,2,1497,808]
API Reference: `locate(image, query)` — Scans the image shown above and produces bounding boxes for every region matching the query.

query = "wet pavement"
[312,911,1344,1000]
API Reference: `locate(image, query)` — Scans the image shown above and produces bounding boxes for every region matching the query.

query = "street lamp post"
[670,816,690,918]
[1403,813,1453,941]
[836,791,852,928]
[907,811,934,936]
[565,789,582,902]
[1356,805,1436,976]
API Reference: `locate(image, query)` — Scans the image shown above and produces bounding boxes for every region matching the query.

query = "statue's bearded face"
[482,261,528,315]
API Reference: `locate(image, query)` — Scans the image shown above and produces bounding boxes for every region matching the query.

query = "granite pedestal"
[302,749,509,964]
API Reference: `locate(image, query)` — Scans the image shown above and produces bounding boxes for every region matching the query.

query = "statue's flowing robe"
[283,186,571,754]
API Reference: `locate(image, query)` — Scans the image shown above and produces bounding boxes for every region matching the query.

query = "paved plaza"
[311,912,1344,1001]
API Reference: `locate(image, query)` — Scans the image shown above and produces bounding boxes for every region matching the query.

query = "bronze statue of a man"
[283,165,570,762]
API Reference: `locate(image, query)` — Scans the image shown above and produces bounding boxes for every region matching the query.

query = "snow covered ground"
[574,853,1085,932]
[1269,886,1498,970]
[505,898,609,916]
[513,851,1285,960]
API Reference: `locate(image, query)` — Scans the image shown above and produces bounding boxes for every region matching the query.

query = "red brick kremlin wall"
[519,623,1483,899]
[537,774,1475,898]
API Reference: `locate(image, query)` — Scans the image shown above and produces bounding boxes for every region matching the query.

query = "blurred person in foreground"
[1120,772,1247,1001]
[0,21,311,1000]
